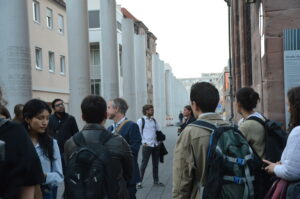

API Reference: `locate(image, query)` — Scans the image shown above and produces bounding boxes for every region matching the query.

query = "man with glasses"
[48,98,79,172]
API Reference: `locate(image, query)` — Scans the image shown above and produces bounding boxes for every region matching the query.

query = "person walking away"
[136,104,165,189]
[23,99,63,199]
[48,99,78,171]
[64,95,133,199]
[178,111,183,124]
[107,98,142,199]
[0,88,45,199]
[177,105,196,135]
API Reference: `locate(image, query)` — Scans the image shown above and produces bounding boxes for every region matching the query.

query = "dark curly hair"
[236,87,260,112]
[287,86,300,132]
[23,99,54,161]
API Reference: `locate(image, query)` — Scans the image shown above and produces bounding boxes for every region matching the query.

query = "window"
[91,79,101,95]
[32,1,40,23]
[88,10,100,28]
[58,14,64,34]
[117,21,122,31]
[35,47,42,69]
[48,51,55,72]
[60,55,65,74]
[119,44,123,77]
[46,8,53,29]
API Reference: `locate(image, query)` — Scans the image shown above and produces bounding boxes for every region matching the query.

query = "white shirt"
[137,116,160,147]
[112,116,126,134]
[274,126,300,181]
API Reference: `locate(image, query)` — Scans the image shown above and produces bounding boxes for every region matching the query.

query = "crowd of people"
[1,82,300,199]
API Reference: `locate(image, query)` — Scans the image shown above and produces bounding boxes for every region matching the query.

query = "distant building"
[216,67,230,120]
[179,72,221,95]
[28,0,69,107]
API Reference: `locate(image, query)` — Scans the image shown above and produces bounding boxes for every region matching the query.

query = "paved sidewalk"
[57,126,178,199]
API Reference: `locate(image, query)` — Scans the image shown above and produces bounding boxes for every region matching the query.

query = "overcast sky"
[116,0,229,78]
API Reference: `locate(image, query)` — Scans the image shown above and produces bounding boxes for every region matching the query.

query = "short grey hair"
[112,98,129,115]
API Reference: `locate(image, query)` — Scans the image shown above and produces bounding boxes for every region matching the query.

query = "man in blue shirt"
[107,98,142,199]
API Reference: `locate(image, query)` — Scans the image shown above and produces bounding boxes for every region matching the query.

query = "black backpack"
[189,120,264,199]
[65,131,118,199]
[247,116,287,163]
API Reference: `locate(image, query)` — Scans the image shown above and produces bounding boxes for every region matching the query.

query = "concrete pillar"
[0,1,32,113]
[165,69,172,117]
[122,18,137,120]
[100,0,119,100]
[159,60,166,126]
[66,0,90,128]
[134,34,147,117]
[152,54,160,125]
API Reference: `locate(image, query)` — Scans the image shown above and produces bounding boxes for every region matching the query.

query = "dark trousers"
[127,184,137,199]
[140,145,160,182]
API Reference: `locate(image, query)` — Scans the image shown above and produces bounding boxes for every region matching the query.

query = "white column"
[122,18,137,120]
[66,0,90,128]
[152,54,160,124]
[134,34,147,117]
[100,0,119,100]
[159,60,166,126]
[0,1,32,113]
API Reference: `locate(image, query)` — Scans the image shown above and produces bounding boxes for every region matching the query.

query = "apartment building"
[28,0,69,107]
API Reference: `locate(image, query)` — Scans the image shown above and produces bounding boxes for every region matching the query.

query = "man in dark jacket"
[48,98,78,170]
[107,98,142,199]
[64,95,133,199]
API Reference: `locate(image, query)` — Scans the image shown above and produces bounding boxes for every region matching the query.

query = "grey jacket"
[64,123,133,199]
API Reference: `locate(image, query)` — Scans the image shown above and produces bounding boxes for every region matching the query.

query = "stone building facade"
[230,0,300,124]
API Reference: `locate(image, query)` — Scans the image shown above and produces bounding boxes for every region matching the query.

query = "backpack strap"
[115,120,130,135]
[188,120,217,131]
[247,116,266,126]
[141,118,145,135]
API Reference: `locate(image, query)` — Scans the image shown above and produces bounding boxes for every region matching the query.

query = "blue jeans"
[41,185,58,199]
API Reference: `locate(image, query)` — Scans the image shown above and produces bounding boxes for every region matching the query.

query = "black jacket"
[64,124,133,199]
[48,112,79,153]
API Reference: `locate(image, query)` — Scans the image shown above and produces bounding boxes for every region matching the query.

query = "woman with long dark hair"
[23,99,63,199]
[177,105,196,135]
[264,86,300,181]
[236,87,266,158]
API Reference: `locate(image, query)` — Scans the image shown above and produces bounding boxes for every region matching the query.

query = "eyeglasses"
[55,102,64,107]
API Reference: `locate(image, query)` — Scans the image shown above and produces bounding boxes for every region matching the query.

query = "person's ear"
[25,117,30,124]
